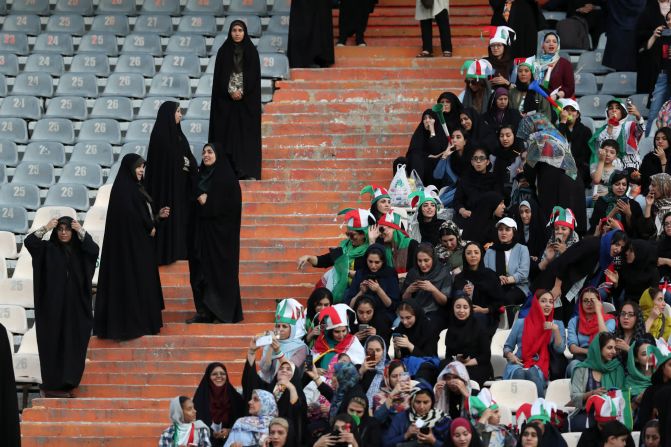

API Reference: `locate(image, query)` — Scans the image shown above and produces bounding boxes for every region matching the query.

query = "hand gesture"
[627,103,641,120]
[417,280,435,292]
[654,25,664,39]
[473,305,488,314]
[248,336,261,352]
[590,387,607,397]
[197,193,207,205]
[651,305,662,320]
[604,269,619,284]
[159,207,170,219]
[404,424,419,440]
[598,148,606,161]
[359,281,369,294]
[463,283,474,297]
[305,363,320,381]
[45,218,59,231]
[394,334,410,348]
[71,219,82,233]
[616,199,631,217]
[297,255,314,271]
[646,192,656,207]
[270,337,280,353]
[615,338,630,352]
[507,353,524,366]
[368,224,381,241]
[459,208,472,218]
[417,429,436,445]
[655,145,668,166]
[150,227,156,237]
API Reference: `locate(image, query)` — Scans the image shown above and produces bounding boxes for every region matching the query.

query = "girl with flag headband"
[483,26,516,85]
[460,58,493,114]
[311,303,365,369]
[369,211,419,275]
[360,184,392,221]
[588,99,645,171]
[468,388,516,447]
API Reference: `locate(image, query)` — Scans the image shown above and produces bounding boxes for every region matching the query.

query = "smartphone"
[662,28,671,37]
[420,427,430,435]
[392,333,402,339]
[304,353,314,371]
[399,371,411,384]
[359,324,370,331]
[331,429,341,438]
[554,237,562,244]
[255,334,273,347]
[626,98,633,107]
[366,352,375,363]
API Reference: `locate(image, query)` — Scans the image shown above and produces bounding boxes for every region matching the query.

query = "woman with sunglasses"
[462,78,491,115]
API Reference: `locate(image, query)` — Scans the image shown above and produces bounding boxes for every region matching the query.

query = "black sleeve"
[473,326,492,366]
[317,381,334,402]
[406,240,419,273]
[588,199,607,234]
[23,232,47,259]
[241,360,271,403]
[452,179,468,212]
[314,247,344,268]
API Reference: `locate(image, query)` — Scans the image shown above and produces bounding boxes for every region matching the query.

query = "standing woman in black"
[0,323,20,446]
[94,154,169,340]
[144,101,197,266]
[209,20,262,180]
[187,143,243,324]
[288,0,334,68]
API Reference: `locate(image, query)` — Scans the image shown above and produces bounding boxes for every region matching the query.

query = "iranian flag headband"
[360,185,390,205]
[337,208,376,231]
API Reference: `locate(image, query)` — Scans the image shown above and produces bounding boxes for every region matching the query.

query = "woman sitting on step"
[159,396,211,447]
[224,389,279,447]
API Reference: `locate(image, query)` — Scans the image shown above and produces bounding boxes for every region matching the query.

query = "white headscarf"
[169,396,208,446]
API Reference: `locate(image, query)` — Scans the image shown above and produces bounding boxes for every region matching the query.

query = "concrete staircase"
[19,0,490,444]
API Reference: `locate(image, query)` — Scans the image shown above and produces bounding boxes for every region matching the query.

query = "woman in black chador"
[25,216,99,397]
[288,0,334,68]
[187,143,243,324]
[1,323,20,446]
[94,154,169,340]
[144,101,198,266]
[209,20,262,180]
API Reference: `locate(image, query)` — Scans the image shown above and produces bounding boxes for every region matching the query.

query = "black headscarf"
[197,143,217,194]
[445,295,480,357]
[395,300,436,357]
[338,389,381,446]
[486,44,514,81]
[217,20,255,82]
[192,362,245,433]
[418,206,445,247]
[0,323,20,446]
[49,216,86,287]
[460,190,504,246]
[460,107,484,148]
[437,91,463,133]
[513,199,548,259]
[408,108,450,157]
[653,386,671,447]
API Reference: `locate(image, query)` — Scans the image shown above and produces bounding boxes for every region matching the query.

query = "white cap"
[496,217,518,230]
[560,98,580,112]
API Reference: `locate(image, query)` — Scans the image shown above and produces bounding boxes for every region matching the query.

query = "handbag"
[420,0,434,8]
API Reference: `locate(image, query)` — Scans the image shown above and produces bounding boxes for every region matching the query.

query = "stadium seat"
[0,32,29,55]
[0,206,28,234]
[2,14,41,35]
[31,118,75,144]
[134,14,174,36]
[0,141,19,166]
[562,433,581,447]
[632,432,640,445]
[91,14,130,36]
[259,53,290,79]
[600,72,637,96]
[0,118,28,143]
[0,183,40,210]
[628,93,649,119]
[93,184,112,206]
[545,378,572,408]
[210,34,227,56]
[266,15,290,34]
[257,33,288,53]
[136,97,176,119]
[11,72,53,98]
[177,15,217,36]
[181,119,208,142]
[578,95,615,119]
[195,74,213,96]
[0,96,42,121]
[0,74,6,96]
[105,161,120,184]
[542,10,566,21]
[490,329,510,356]
[45,183,91,210]
[183,0,224,16]
[228,0,267,15]
[141,0,180,15]
[0,305,27,334]
[34,32,74,56]
[90,97,134,121]
[9,0,49,15]
[83,205,107,231]
[576,50,612,75]
[580,116,595,133]
[437,328,447,360]
[490,380,539,411]
[125,119,155,142]
[55,73,99,98]
[24,53,65,77]
[23,142,66,167]
[597,33,606,50]
[0,53,19,76]
[31,206,77,231]
[45,96,88,120]
[78,32,119,56]
[121,33,163,56]
[54,0,93,15]
[573,72,597,97]
[12,161,55,188]
[46,14,86,35]
[639,135,654,158]
[0,164,7,183]
[0,231,18,258]
[103,73,146,98]
[96,0,136,16]
[70,53,110,77]
[160,53,202,78]
[271,0,291,15]
[190,142,206,163]
[120,142,148,159]
[224,15,262,37]
[78,119,122,145]
[148,74,192,98]
[13,325,41,383]
[71,142,114,167]
[114,53,156,77]
[166,34,207,56]
[186,97,211,119]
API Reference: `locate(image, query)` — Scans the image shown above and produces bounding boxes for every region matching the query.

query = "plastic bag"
[389,164,412,207]
[409,169,424,192]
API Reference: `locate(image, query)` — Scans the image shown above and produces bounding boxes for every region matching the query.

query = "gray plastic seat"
[259,52,289,79]
[181,119,208,142]
[0,165,7,183]
[23,142,66,166]
[186,97,211,119]
[12,72,53,97]
[96,0,136,16]
[31,118,75,144]
[124,119,154,142]
[114,53,156,77]
[184,0,224,16]
[25,53,65,76]
[0,118,28,143]
[0,141,19,166]
[2,14,41,35]
[12,162,55,187]
[205,55,216,73]
[271,0,290,14]
[105,161,120,184]
[166,34,206,56]
[46,14,86,35]
[55,73,98,98]
[148,74,191,98]
[45,96,88,120]
[223,15,262,37]
[121,33,163,56]
[195,74,212,96]
[0,74,7,97]
[60,162,102,187]
[78,32,119,56]
[70,53,111,76]
[54,0,93,15]
[91,14,130,36]
[9,0,49,15]
[574,72,597,97]
[578,94,615,119]
[71,141,114,166]
[0,96,42,121]
[0,0,5,13]
[45,183,90,210]
[34,32,74,55]
[136,97,176,119]
[228,0,267,15]
[576,50,613,75]
[0,54,19,76]
[600,72,637,96]
[0,183,39,209]
[266,14,289,34]
[160,53,202,78]
[0,32,29,55]
[257,33,287,53]
[134,14,173,36]
[103,73,145,98]
[78,119,122,144]
[141,0,180,15]
[177,15,217,36]
[90,96,133,121]
[0,206,28,234]
[209,35,226,56]
[627,93,649,119]
[120,141,148,158]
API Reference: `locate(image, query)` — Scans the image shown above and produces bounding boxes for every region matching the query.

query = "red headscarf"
[578,288,615,342]
[520,292,554,379]
[449,417,472,437]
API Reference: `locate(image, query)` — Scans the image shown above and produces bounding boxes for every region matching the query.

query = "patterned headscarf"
[364,335,388,410]
[652,173,671,235]
[330,362,361,420]
[231,390,278,434]
[408,384,447,428]
[434,221,465,264]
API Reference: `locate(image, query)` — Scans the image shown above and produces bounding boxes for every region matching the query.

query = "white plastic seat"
[93,184,112,207]
[545,378,573,408]
[0,96,42,121]
[45,183,91,211]
[69,53,111,77]
[134,14,174,36]
[561,433,581,447]
[437,328,447,360]
[45,96,88,121]
[0,231,18,258]
[490,380,539,411]
[83,205,107,231]
[148,74,192,98]
[490,329,510,356]
[30,206,77,232]
[10,248,31,279]
[124,119,155,143]
[5,327,12,354]
[181,119,208,142]
[186,97,211,119]
[103,73,146,99]
[23,142,67,167]
[31,118,75,144]
[13,325,41,383]
[78,119,122,145]
[34,32,75,56]
[90,97,133,121]
[0,184,40,210]
[0,305,27,334]
[55,73,99,98]
[46,14,86,35]
[195,74,213,96]
[121,33,163,56]
[2,14,41,35]
[11,72,53,98]
[160,53,202,78]
[0,278,33,307]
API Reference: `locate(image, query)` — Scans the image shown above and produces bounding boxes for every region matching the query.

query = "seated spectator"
[557,99,593,190]
[469,388,516,447]
[314,413,362,447]
[535,32,575,100]
[373,360,413,424]
[516,423,543,447]
[404,109,450,186]
[359,336,388,408]
[489,0,542,59]
[624,338,654,406]
[566,288,617,375]
[453,242,504,336]
[353,296,391,347]
[298,209,376,303]
[641,172,671,237]
[341,391,382,447]
[569,333,625,430]
[486,26,516,85]
[401,244,452,331]
[591,140,625,202]
[481,88,522,144]
[192,363,245,446]
[460,108,486,148]
[445,417,482,447]
[312,304,365,369]
[307,361,362,421]
[444,295,493,386]
[461,59,493,115]
[393,302,438,361]
[515,398,568,447]
[509,57,553,118]
[259,299,309,382]
[346,244,400,324]
[613,301,648,361]
[534,206,579,290]
[484,217,530,310]
[589,171,645,236]
[577,395,635,447]
[656,211,671,277]
[432,129,472,202]
[437,92,464,134]
[504,290,566,397]
[585,420,634,447]
[434,361,473,419]
[640,129,671,192]
[612,241,660,303]
[513,199,548,262]
[370,212,419,275]
[383,383,451,447]
[266,418,295,447]
[588,100,644,171]
[639,420,660,447]
[361,185,393,221]
[305,288,333,346]
[434,221,466,273]
[492,125,525,195]
[637,339,671,429]
[159,396,211,447]
[408,190,445,246]
[640,288,671,340]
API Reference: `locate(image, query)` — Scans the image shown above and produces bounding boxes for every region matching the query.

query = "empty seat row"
[573,71,637,97]
[577,94,648,119]
[0,140,115,168]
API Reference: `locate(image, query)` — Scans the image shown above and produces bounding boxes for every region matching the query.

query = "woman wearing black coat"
[489,0,544,58]
[557,101,593,190]
[404,109,450,186]
[612,239,660,304]
[640,127,671,193]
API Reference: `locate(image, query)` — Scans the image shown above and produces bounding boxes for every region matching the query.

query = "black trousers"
[338,0,371,44]
[420,9,452,52]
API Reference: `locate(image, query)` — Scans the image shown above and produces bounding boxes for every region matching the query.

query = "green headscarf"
[576,335,625,390]
[624,342,652,396]
[332,235,369,303]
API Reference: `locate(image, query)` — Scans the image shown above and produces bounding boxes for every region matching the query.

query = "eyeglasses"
[210,372,227,377]
[619,311,635,318]
[378,227,387,234]
[472,156,487,162]
[664,222,671,228]
[465,79,479,85]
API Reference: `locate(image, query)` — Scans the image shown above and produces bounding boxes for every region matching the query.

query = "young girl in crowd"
[640,420,660,447]
[434,221,466,272]
[591,140,624,202]
[640,287,671,340]
[470,389,516,447]
[588,99,644,171]
[434,361,473,419]
[408,190,445,246]
[373,360,414,425]
[159,396,211,447]
[305,288,333,346]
